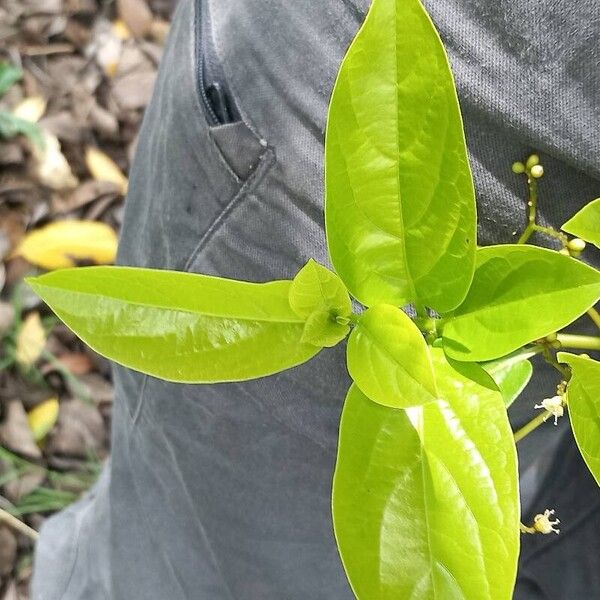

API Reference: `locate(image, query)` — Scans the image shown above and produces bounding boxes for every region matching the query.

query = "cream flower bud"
[533,509,560,535]
[530,164,544,178]
[534,395,564,425]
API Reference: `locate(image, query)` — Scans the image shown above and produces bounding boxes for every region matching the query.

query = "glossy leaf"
[562,198,600,248]
[346,304,437,408]
[27,266,321,383]
[481,350,535,407]
[333,349,519,599]
[289,259,352,347]
[557,352,600,486]
[325,0,476,312]
[443,245,600,362]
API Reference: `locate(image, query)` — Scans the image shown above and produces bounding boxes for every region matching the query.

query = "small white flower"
[533,509,560,535]
[534,395,564,425]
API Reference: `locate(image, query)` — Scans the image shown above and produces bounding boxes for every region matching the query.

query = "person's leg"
[32,0,600,598]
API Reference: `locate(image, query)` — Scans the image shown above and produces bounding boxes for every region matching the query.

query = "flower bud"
[568,238,586,253]
[511,161,525,174]
[526,154,540,169]
[530,164,544,178]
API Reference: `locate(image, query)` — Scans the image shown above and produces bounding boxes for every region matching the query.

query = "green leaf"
[289,259,352,347]
[481,350,535,407]
[443,245,600,362]
[0,63,22,97]
[325,0,476,313]
[346,304,437,408]
[333,349,519,599]
[557,352,600,486]
[27,266,321,383]
[562,198,600,248]
[0,111,44,147]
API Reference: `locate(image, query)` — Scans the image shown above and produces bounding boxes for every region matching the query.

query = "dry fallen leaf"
[0,399,42,459]
[0,527,17,577]
[15,312,46,367]
[47,399,105,457]
[27,397,59,442]
[117,0,153,38]
[12,95,47,123]
[85,146,128,194]
[14,220,118,269]
[112,19,131,40]
[33,131,79,190]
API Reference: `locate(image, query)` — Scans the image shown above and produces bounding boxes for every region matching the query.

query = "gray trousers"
[32,0,600,598]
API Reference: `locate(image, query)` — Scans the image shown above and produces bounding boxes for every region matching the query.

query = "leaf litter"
[0,0,174,594]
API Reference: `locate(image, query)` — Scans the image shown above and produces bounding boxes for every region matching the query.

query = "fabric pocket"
[195,0,269,184]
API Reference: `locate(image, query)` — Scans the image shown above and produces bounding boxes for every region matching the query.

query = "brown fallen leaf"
[84,147,128,194]
[111,70,156,112]
[15,312,46,368]
[0,302,15,337]
[2,467,45,504]
[51,180,121,215]
[47,399,105,458]
[14,220,118,269]
[117,0,153,38]
[0,400,41,460]
[27,397,59,442]
[0,527,17,577]
[41,351,93,377]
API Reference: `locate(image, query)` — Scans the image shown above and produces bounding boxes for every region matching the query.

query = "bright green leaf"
[562,198,600,248]
[289,259,352,347]
[346,304,437,408]
[333,349,519,599]
[557,352,600,486]
[443,245,600,362]
[0,63,22,97]
[27,266,321,383]
[325,0,476,313]
[481,350,535,407]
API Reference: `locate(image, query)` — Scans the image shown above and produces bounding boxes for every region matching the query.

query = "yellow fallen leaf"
[27,398,59,442]
[33,131,78,190]
[112,19,132,40]
[15,312,46,367]
[12,95,47,123]
[85,146,128,194]
[15,220,118,270]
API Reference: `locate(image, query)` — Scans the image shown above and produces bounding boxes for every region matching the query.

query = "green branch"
[557,333,600,351]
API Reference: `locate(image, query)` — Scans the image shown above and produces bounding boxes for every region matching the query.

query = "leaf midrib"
[34,283,306,325]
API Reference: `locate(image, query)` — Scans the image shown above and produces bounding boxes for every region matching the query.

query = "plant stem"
[557,333,600,351]
[513,411,551,443]
[520,523,536,534]
[0,507,38,541]
[587,308,600,332]
[517,176,538,244]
